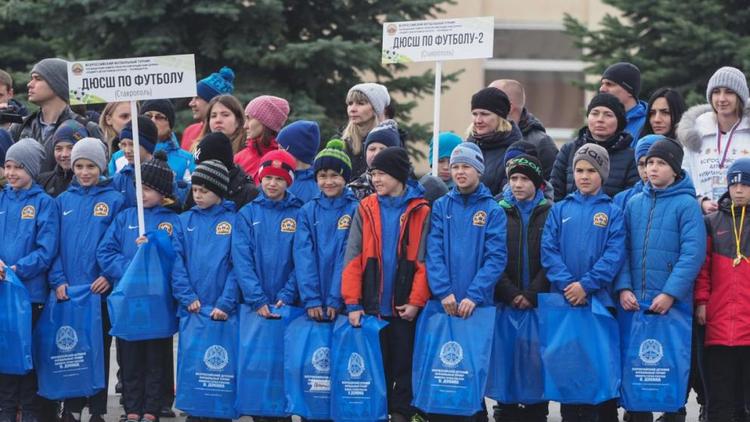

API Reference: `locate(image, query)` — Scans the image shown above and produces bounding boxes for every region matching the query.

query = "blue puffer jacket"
[232,191,303,310]
[625,100,648,146]
[427,184,507,306]
[613,180,645,210]
[615,173,706,304]
[288,168,320,203]
[294,189,359,310]
[0,184,59,303]
[541,190,626,307]
[172,200,239,314]
[109,134,195,181]
[49,179,126,289]
[96,205,182,285]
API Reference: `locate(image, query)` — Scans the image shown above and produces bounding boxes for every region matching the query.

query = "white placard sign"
[67,54,197,104]
[382,17,494,64]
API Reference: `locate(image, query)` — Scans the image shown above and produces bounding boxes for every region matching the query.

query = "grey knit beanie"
[573,143,610,184]
[706,66,749,105]
[6,138,46,180]
[71,137,108,173]
[348,83,390,118]
[30,58,69,102]
[450,142,485,174]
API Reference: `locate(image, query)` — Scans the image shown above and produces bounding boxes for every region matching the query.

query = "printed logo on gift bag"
[312,347,331,373]
[638,339,664,365]
[55,326,78,352]
[203,345,229,371]
[439,341,464,368]
[347,352,365,378]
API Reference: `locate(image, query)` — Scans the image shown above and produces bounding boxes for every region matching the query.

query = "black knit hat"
[471,87,511,119]
[141,99,176,129]
[194,132,234,169]
[370,146,411,185]
[120,116,158,154]
[587,93,627,134]
[506,154,544,189]
[141,150,174,198]
[602,62,641,98]
[192,159,230,198]
[646,138,684,176]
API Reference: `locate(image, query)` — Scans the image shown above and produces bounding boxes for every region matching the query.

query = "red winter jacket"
[695,195,750,346]
[234,136,279,180]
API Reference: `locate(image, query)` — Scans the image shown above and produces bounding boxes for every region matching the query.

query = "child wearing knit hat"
[277,120,322,203]
[429,132,463,186]
[613,134,663,209]
[348,120,402,200]
[0,137,59,422]
[294,139,359,324]
[541,142,626,420]
[96,151,182,422]
[52,137,125,421]
[171,158,239,420]
[112,116,160,208]
[38,119,90,197]
[341,146,431,420]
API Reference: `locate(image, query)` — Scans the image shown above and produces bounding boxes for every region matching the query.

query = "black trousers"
[706,345,750,422]
[119,337,172,416]
[560,404,599,422]
[494,402,548,422]
[64,298,113,415]
[380,316,418,418]
[161,337,174,409]
[0,303,44,417]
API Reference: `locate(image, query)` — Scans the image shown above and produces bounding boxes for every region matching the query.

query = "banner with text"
[382,16,494,64]
[67,54,196,104]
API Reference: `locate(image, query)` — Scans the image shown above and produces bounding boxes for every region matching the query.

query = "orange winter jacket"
[341,193,431,315]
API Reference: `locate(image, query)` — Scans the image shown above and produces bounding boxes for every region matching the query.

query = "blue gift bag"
[108,230,178,341]
[486,304,545,405]
[411,301,495,416]
[284,314,334,419]
[619,303,692,412]
[330,315,388,422]
[175,309,239,419]
[538,293,620,404]
[34,285,104,400]
[0,268,33,375]
[235,304,303,417]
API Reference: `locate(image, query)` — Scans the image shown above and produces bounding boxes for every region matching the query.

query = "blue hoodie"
[427,184,507,306]
[615,173,706,304]
[626,100,649,147]
[294,188,359,310]
[288,168,320,203]
[232,191,303,310]
[541,190,626,307]
[0,184,59,303]
[172,200,239,314]
[49,179,126,289]
[97,205,182,285]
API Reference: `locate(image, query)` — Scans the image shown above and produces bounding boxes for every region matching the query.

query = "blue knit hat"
[428,132,463,165]
[277,120,321,165]
[503,140,539,167]
[728,158,750,187]
[196,67,235,102]
[0,128,14,165]
[450,142,485,174]
[364,119,401,150]
[635,134,664,162]
[53,119,88,146]
[120,116,158,154]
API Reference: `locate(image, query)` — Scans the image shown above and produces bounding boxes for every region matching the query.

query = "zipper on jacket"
[515,207,524,289]
[641,191,657,301]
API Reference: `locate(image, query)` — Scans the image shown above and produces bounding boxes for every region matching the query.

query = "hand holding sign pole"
[68,55,197,236]
[382,17,494,177]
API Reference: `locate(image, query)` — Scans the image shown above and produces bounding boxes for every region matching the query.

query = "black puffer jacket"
[467,122,523,196]
[38,165,73,197]
[518,109,559,180]
[550,127,638,201]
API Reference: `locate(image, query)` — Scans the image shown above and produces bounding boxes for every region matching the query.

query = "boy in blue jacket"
[613,134,660,209]
[0,138,59,422]
[97,152,182,422]
[50,137,125,422]
[294,140,358,320]
[233,149,301,318]
[276,120,321,203]
[112,116,158,208]
[616,138,705,422]
[541,143,626,422]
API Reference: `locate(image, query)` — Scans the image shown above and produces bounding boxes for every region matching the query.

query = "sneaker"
[158,406,175,418]
[125,414,140,422]
[61,411,80,422]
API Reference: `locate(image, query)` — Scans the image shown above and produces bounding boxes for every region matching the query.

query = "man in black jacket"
[9,58,101,173]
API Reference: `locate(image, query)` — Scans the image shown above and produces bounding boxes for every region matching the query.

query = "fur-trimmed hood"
[677,103,750,152]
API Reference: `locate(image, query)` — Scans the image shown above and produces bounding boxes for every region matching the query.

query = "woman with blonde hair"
[100,101,133,174]
[194,94,246,154]
[341,83,391,178]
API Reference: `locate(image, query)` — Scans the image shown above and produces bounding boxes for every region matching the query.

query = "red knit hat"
[256,149,296,186]
[245,95,290,133]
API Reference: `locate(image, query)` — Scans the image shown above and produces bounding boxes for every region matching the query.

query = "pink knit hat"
[244,95,290,133]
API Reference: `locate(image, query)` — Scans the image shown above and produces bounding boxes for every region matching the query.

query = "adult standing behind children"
[599,62,648,143]
[341,83,390,179]
[38,120,89,197]
[235,95,289,178]
[181,67,235,151]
